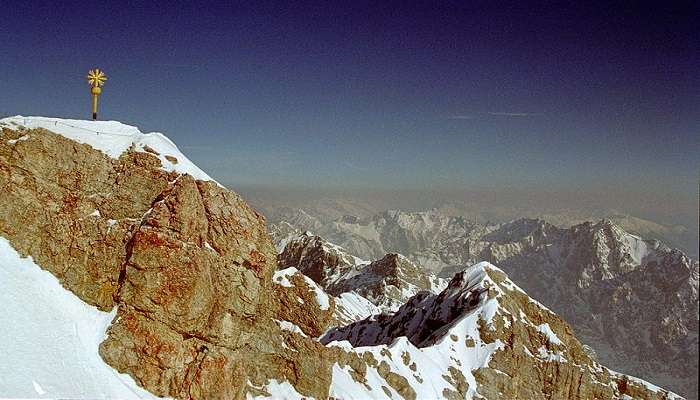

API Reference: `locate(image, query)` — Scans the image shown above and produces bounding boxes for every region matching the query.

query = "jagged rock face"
[334,253,447,312]
[0,126,173,310]
[272,267,336,337]
[323,263,679,400]
[277,232,364,291]
[274,212,699,399]
[0,125,335,399]
[278,233,446,312]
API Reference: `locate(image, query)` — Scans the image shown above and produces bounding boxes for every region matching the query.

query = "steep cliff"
[0,117,335,399]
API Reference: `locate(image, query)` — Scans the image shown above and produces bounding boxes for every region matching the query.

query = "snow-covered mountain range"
[268,207,697,264]
[272,211,699,399]
[0,116,687,399]
[258,196,696,258]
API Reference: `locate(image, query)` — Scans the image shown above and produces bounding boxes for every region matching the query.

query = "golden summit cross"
[86,69,107,120]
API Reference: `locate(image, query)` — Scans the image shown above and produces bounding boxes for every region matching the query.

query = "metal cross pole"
[86,69,107,120]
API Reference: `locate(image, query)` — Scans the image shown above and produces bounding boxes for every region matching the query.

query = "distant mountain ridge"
[466,218,698,400]
[266,206,696,260]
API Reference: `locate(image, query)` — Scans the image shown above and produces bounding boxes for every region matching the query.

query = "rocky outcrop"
[277,232,365,291]
[278,233,446,312]
[272,267,335,337]
[334,253,447,311]
[0,122,334,399]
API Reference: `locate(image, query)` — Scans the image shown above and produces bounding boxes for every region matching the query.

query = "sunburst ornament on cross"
[86,69,107,120]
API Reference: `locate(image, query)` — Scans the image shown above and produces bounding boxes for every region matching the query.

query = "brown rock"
[0,126,334,400]
[272,269,336,337]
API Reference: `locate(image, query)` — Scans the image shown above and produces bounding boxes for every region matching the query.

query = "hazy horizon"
[231,182,698,256]
[1,2,697,253]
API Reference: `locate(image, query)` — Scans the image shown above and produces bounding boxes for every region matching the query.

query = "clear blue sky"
[1,1,697,195]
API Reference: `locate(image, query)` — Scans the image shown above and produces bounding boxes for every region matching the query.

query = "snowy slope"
[325,263,504,399]
[0,237,162,399]
[333,292,383,326]
[0,115,215,183]
[322,261,681,400]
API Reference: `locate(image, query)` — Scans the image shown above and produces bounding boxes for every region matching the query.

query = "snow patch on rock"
[0,115,216,184]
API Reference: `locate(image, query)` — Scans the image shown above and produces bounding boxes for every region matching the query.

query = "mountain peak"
[0,119,339,398]
[1,115,214,183]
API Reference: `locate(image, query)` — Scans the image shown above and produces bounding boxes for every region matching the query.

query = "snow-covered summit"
[0,115,215,183]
